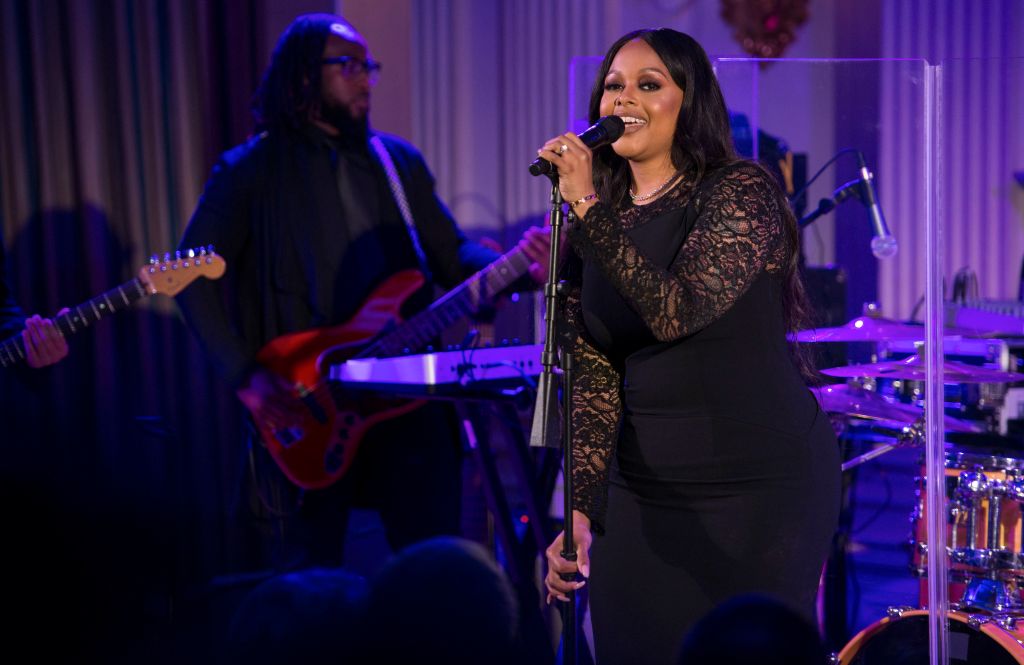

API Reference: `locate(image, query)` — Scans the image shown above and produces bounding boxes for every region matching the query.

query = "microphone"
[528,115,625,177]
[856,155,897,259]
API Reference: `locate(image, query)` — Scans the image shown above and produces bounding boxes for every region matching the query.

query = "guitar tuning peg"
[149,254,158,265]
[206,244,215,254]
[163,252,171,263]
[187,248,196,258]
[175,250,181,259]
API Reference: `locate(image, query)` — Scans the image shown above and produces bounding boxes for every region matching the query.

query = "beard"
[320,99,370,148]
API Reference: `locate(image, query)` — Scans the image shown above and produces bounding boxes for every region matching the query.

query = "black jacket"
[177,126,498,388]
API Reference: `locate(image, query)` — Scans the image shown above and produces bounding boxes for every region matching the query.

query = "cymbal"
[820,355,1022,383]
[815,384,982,434]
[794,317,938,343]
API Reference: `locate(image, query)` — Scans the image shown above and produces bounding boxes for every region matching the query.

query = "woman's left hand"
[537,133,597,213]
[544,510,592,604]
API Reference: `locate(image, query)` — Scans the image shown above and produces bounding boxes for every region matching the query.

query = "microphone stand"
[528,178,581,665]
[529,180,565,452]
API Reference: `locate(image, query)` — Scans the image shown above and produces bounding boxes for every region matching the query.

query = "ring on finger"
[556,143,569,155]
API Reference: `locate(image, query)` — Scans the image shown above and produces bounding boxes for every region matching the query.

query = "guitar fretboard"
[0,277,150,368]
[357,247,532,359]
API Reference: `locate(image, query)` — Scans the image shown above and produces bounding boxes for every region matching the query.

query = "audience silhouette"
[225,567,368,665]
[359,536,522,664]
[676,593,828,665]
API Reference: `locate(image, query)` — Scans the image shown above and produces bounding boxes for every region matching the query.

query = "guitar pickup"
[324,443,345,473]
[273,426,304,447]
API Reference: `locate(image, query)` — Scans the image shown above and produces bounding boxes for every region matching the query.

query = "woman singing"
[540,28,840,664]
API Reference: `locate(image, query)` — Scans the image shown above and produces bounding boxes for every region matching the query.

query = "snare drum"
[911,448,1024,601]
[836,609,1024,664]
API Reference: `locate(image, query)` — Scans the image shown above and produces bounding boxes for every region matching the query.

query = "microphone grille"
[598,115,625,141]
[870,235,898,259]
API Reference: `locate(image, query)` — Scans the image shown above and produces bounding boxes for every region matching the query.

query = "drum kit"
[796,314,1024,663]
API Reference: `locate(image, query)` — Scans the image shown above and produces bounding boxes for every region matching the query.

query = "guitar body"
[253,269,427,490]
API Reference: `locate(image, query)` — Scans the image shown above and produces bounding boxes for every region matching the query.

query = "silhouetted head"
[225,567,368,665]
[676,594,827,665]
[361,537,520,664]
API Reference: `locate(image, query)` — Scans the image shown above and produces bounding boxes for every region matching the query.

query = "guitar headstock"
[139,246,227,296]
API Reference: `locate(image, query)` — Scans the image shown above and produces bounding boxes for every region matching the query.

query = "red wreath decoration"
[720,0,810,59]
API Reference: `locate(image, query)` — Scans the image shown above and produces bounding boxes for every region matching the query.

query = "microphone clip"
[797,178,859,229]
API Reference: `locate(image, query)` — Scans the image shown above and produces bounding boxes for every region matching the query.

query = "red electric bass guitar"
[252,246,533,490]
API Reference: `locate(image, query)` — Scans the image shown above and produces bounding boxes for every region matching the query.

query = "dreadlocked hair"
[251,14,346,132]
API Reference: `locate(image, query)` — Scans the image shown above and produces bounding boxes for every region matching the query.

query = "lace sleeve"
[560,266,622,535]
[568,163,788,342]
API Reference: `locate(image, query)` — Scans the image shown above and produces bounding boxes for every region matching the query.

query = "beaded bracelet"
[569,192,598,212]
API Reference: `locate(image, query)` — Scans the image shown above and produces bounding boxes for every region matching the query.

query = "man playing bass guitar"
[176,13,548,572]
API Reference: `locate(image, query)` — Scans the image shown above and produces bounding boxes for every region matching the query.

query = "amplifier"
[946,301,1024,337]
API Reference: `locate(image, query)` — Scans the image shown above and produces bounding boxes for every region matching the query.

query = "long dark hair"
[251,14,345,132]
[588,28,817,378]
[587,28,736,207]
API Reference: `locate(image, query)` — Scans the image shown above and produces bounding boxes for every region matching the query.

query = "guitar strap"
[368,135,433,282]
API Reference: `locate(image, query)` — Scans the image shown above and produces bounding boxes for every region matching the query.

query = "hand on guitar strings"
[479,225,552,287]
[517,224,553,286]
[236,367,305,430]
[23,310,70,368]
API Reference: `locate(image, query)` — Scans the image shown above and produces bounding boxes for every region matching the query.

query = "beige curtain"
[0,0,267,628]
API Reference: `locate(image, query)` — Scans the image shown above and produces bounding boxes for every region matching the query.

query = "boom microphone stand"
[528,175,583,665]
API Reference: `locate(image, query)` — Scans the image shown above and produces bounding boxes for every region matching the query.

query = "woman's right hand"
[537,133,598,216]
[545,510,593,604]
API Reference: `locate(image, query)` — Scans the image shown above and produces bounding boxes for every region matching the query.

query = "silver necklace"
[629,172,681,202]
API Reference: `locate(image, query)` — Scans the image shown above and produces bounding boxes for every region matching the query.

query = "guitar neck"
[0,277,151,368]
[360,246,532,358]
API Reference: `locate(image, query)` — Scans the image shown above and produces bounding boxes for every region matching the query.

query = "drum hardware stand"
[841,418,924,471]
[528,175,591,665]
[827,419,921,650]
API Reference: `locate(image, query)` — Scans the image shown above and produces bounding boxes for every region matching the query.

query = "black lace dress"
[564,162,840,664]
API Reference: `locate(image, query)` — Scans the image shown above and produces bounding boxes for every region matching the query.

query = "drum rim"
[835,609,1024,664]
[946,450,1024,471]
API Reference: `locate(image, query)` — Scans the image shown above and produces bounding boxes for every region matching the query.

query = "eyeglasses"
[321,56,382,85]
